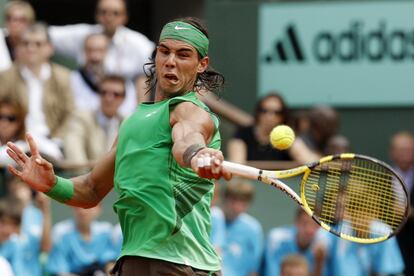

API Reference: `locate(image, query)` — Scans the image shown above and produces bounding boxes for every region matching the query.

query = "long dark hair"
[144,17,225,96]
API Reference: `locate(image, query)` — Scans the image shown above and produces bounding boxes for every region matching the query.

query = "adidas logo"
[265,24,306,63]
[265,21,414,64]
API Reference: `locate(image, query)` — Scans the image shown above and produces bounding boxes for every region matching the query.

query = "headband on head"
[159,21,209,58]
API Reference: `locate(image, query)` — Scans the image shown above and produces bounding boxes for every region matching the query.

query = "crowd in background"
[0,0,412,275]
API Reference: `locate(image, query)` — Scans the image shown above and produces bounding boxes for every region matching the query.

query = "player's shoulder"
[52,219,75,239]
[91,221,113,235]
[211,206,224,218]
[267,226,296,244]
[238,213,262,231]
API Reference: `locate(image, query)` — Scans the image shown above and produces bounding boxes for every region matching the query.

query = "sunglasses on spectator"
[97,9,124,17]
[6,15,29,23]
[259,108,284,115]
[100,89,125,98]
[0,114,17,122]
[21,40,47,48]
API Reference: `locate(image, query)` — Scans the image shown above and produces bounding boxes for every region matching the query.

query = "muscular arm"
[170,102,231,180]
[171,102,215,166]
[67,142,116,208]
[7,134,116,208]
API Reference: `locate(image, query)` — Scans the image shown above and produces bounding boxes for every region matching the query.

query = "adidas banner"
[258,1,414,107]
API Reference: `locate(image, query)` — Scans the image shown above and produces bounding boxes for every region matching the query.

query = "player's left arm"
[171,101,231,180]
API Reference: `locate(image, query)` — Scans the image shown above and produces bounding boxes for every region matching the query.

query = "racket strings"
[303,158,407,240]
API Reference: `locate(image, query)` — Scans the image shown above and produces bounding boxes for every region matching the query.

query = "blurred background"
[0,0,413,275]
[0,0,413,234]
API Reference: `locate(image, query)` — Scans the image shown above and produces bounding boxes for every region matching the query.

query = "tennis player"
[6,17,231,275]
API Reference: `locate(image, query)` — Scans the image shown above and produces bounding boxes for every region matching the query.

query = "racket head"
[300,153,409,244]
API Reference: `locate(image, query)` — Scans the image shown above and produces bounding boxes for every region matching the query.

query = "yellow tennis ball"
[270,125,295,150]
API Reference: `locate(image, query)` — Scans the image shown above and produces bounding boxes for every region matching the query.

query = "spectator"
[227,93,291,164]
[70,33,137,117]
[64,75,126,167]
[0,197,25,275]
[222,180,263,276]
[290,106,339,164]
[0,97,27,167]
[0,22,73,162]
[263,208,325,276]
[321,233,404,276]
[7,178,52,276]
[210,181,225,256]
[0,0,35,71]
[47,205,114,275]
[324,135,351,155]
[49,0,154,106]
[389,131,414,276]
[281,254,309,276]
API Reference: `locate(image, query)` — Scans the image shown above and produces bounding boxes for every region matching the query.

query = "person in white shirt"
[0,1,35,71]
[49,0,154,103]
[0,23,74,162]
[71,33,137,117]
[64,75,126,168]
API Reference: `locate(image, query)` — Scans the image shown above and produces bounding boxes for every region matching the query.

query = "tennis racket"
[222,153,409,244]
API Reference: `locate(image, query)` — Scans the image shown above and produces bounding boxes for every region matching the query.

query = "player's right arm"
[7,133,115,208]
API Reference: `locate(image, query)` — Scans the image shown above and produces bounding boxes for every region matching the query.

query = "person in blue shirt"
[263,208,325,276]
[7,177,52,276]
[221,180,263,276]
[210,181,226,256]
[0,198,22,270]
[321,232,404,276]
[210,205,226,255]
[47,204,114,275]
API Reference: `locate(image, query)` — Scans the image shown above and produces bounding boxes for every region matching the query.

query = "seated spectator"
[290,106,338,164]
[324,135,351,155]
[0,97,27,167]
[321,232,404,276]
[0,197,25,275]
[106,222,122,273]
[64,75,126,167]
[281,254,309,276]
[49,0,154,103]
[0,0,35,70]
[227,93,291,164]
[0,22,74,162]
[263,208,325,276]
[71,33,137,117]
[47,205,114,275]
[7,178,51,276]
[210,181,225,256]
[389,131,414,276]
[221,180,263,276]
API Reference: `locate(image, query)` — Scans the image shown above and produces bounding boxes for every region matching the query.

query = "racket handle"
[222,161,260,180]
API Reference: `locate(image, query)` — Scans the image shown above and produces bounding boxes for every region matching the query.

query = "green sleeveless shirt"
[113,92,221,270]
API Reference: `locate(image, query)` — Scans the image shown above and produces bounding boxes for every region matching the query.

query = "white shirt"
[70,69,137,117]
[49,24,154,80]
[96,110,121,150]
[0,256,14,276]
[20,64,51,138]
[0,29,12,71]
[19,64,64,161]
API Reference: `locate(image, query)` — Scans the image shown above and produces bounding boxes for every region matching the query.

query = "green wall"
[207,0,414,234]
[0,0,5,26]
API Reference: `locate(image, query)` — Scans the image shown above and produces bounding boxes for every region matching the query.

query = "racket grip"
[222,161,260,180]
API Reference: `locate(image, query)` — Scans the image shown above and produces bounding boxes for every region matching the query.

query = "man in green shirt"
[6,17,231,275]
